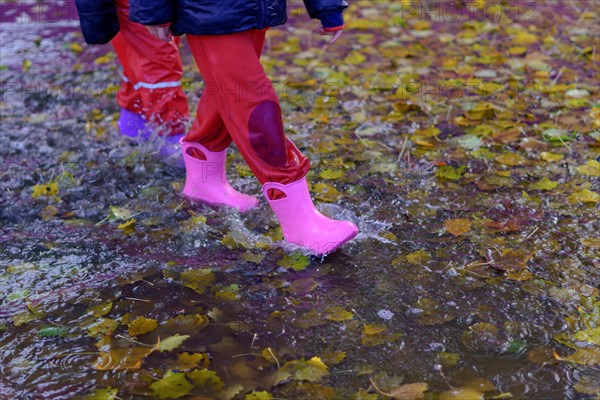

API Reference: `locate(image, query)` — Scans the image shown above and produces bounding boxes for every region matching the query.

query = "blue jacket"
[75,0,120,44]
[129,0,348,36]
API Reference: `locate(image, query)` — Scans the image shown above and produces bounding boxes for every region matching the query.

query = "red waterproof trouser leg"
[111,0,189,135]
[185,30,310,185]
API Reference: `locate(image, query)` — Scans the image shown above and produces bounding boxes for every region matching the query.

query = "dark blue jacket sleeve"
[302,0,348,20]
[129,0,176,26]
[75,0,120,45]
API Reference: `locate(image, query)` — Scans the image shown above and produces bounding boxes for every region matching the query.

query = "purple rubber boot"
[117,108,152,140]
[263,177,358,256]
[181,138,259,212]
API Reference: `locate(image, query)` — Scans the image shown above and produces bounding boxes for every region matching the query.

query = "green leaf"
[156,334,190,352]
[574,327,600,346]
[529,177,558,191]
[149,371,193,399]
[277,253,310,271]
[435,165,466,181]
[80,388,118,400]
[187,368,225,391]
[245,391,273,400]
[37,325,69,337]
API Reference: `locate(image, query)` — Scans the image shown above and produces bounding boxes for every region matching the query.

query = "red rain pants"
[111,0,189,135]
[185,29,310,184]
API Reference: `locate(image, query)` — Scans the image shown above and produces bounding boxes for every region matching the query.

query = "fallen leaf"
[127,316,158,336]
[444,219,472,236]
[149,371,193,399]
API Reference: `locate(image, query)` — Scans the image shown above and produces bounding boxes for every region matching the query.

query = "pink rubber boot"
[263,177,359,256]
[181,138,259,212]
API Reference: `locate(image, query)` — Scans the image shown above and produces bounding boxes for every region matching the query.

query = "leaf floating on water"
[127,316,158,336]
[37,325,69,337]
[406,249,431,265]
[573,327,600,346]
[156,334,190,352]
[245,391,273,400]
[94,346,153,371]
[281,357,329,382]
[323,306,354,322]
[149,371,193,399]
[175,352,209,370]
[388,382,429,400]
[554,347,600,365]
[87,318,119,337]
[444,218,472,236]
[186,368,224,392]
[362,324,402,347]
[80,388,118,400]
[88,302,113,318]
[277,253,310,271]
[439,387,484,400]
[180,269,215,295]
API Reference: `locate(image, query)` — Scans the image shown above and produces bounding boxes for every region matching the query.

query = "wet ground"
[1,1,599,399]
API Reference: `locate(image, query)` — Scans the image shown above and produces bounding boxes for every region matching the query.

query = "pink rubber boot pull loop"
[181,138,259,212]
[263,177,358,256]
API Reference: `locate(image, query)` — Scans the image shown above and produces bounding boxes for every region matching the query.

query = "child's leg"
[186,30,310,185]
[112,0,188,135]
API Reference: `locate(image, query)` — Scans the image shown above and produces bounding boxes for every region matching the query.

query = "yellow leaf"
[94,347,153,371]
[94,55,113,65]
[407,249,431,265]
[576,160,600,177]
[180,269,215,295]
[22,59,32,72]
[176,352,209,370]
[568,189,600,204]
[32,181,59,199]
[323,306,354,322]
[389,382,429,400]
[363,324,387,335]
[439,387,484,400]
[127,316,158,336]
[70,43,83,53]
[118,218,136,234]
[495,153,526,166]
[540,152,563,162]
[319,169,344,180]
[307,357,329,371]
[444,219,472,236]
[88,302,113,317]
[156,334,190,352]
[81,388,118,400]
[528,177,558,191]
[555,348,600,365]
[512,31,538,46]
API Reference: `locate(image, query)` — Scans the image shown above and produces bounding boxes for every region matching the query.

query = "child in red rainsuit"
[76,0,189,164]
[131,0,358,255]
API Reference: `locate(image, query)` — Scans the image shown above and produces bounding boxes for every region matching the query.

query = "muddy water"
[1,1,599,399]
